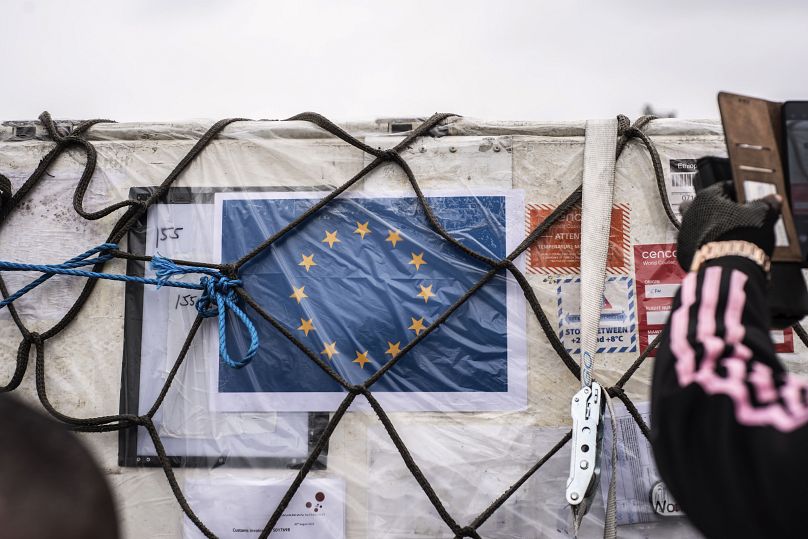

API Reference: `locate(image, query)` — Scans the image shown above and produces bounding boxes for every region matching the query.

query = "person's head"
[0,395,119,539]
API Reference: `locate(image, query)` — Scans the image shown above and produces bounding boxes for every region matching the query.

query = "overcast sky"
[2,0,807,123]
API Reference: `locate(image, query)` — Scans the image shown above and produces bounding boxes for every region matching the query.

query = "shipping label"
[633,243,794,355]
[634,243,685,356]
[666,159,697,219]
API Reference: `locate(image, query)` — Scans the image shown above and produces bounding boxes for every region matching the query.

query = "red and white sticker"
[770,328,794,353]
[634,244,684,356]
[526,203,630,274]
[633,243,794,355]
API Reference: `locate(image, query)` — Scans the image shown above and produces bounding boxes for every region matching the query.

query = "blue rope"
[151,254,259,369]
[0,243,259,369]
[0,243,117,307]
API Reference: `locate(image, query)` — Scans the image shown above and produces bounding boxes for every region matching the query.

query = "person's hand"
[676,181,783,271]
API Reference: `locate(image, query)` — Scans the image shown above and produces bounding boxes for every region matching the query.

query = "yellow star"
[298,253,317,272]
[322,230,341,248]
[321,341,338,360]
[290,285,308,303]
[353,350,372,369]
[417,284,436,303]
[297,318,315,336]
[409,252,427,271]
[385,229,402,248]
[354,221,371,239]
[385,341,402,357]
[409,317,427,336]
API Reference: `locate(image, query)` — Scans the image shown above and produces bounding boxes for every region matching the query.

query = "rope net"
[1,111,798,538]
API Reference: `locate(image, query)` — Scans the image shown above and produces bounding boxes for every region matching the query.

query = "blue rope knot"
[197,275,239,318]
[151,254,259,369]
[0,245,260,369]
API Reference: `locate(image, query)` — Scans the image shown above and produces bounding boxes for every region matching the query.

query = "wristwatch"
[690,240,771,274]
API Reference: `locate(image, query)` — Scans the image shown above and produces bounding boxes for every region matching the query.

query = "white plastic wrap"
[1,114,806,539]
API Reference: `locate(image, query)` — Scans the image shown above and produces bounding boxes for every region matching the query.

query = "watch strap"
[690,240,771,274]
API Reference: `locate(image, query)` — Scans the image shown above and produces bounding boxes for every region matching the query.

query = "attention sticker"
[526,203,630,274]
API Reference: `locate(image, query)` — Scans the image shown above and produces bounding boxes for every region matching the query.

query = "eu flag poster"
[210,190,526,412]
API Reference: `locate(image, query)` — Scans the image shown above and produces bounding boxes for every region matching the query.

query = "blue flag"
[216,192,522,409]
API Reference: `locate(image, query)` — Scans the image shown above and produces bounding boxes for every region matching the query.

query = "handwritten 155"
[155,226,184,248]
[175,294,198,309]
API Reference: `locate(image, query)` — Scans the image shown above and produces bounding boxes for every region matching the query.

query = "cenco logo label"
[650,481,685,517]
[640,248,676,260]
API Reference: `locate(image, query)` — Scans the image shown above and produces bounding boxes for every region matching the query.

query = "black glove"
[676,181,782,271]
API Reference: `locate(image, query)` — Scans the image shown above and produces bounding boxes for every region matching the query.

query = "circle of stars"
[287,219,434,370]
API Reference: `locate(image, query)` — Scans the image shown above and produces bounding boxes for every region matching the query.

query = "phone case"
[718,92,802,262]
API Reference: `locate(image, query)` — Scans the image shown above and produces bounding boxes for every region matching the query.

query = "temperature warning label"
[526,203,630,274]
[555,276,637,355]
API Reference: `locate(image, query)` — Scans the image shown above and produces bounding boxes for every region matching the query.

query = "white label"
[646,309,672,326]
[666,159,698,218]
[645,283,680,299]
[650,482,685,517]
[183,478,346,539]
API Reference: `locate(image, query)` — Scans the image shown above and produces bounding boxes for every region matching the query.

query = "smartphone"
[783,101,808,260]
[694,156,732,192]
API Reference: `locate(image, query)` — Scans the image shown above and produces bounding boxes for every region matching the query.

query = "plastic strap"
[579,118,618,388]
[572,118,619,538]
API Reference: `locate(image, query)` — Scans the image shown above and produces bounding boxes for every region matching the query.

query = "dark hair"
[0,395,119,539]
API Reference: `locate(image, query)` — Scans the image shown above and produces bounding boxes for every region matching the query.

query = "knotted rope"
[0,243,258,369]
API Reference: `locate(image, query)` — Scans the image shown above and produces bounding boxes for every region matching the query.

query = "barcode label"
[670,172,694,187]
[667,159,699,218]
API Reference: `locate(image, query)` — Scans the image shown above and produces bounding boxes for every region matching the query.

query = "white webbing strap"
[569,118,619,539]
[579,118,618,388]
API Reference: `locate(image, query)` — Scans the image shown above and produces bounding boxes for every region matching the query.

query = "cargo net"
[2,112,800,539]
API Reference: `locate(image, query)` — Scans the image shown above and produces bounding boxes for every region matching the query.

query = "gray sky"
[2,0,807,123]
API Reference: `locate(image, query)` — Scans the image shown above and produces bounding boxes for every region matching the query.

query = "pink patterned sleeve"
[651,257,808,538]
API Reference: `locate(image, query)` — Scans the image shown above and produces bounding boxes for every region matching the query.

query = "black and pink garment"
[652,256,808,538]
